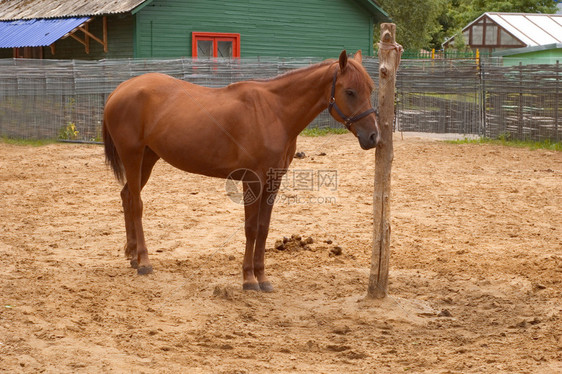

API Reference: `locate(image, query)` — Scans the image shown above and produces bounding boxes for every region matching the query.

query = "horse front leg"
[252,191,277,292]
[241,181,261,291]
[252,178,281,293]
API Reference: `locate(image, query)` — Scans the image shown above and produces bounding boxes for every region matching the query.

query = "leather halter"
[328,70,376,130]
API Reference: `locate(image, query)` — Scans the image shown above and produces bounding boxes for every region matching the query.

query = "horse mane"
[256,58,374,92]
[254,60,336,83]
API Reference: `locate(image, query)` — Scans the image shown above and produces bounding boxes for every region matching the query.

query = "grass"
[301,127,348,137]
[0,137,58,146]
[448,135,561,151]
[3,132,559,152]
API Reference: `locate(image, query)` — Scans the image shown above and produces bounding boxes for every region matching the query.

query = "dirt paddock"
[0,133,561,373]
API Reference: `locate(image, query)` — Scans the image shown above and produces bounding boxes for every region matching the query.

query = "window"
[471,25,484,45]
[500,29,521,46]
[485,25,498,45]
[192,32,240,58]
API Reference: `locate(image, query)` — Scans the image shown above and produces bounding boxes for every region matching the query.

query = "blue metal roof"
[0,17,89,48]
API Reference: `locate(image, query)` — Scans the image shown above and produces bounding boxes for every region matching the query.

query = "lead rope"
[377,42,403,131]
[378,41,404,71]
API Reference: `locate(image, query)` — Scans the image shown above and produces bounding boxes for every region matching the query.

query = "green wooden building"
[0,0,389,60]
[492,43,562,66]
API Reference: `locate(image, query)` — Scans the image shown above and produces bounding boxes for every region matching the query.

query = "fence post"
[518,61,523,139]
[554,60,560,142]
[480,56,486,137]
[367,23,402,299]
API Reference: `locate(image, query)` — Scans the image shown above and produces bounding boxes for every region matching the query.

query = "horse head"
[329,50,380,150]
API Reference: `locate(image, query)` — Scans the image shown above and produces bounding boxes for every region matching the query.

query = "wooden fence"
[395,59,482,135]
[0,57,560,142]
[482,61,560,142]
[395,59,560,142]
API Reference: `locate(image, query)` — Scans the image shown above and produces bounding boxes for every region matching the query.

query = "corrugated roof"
[0,0,148,21]
[443,12,562,48]
[0,17,90,48]
[0,0,390,23]
[487,13,562,46]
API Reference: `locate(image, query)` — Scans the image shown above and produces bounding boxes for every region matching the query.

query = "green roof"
[492,43,562,57]
[354,0,390,23]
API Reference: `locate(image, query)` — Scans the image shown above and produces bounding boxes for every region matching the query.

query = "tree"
[377,0,559,51]
[376,0,445,51]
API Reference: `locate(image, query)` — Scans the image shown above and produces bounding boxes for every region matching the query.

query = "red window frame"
[192,32,240,58]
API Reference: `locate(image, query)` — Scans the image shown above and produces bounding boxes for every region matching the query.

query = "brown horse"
[103,50,379,292]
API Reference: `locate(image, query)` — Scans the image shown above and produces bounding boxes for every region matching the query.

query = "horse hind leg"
[122,183,137,266]
[120,147,160,272]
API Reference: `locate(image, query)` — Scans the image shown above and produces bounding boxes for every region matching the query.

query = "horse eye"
[345,89,356,97]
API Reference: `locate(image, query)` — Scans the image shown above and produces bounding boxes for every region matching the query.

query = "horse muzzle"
[358,130,380,150]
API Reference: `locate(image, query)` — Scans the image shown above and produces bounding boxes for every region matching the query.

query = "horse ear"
[354,50,363,63]
[339,50,348,71]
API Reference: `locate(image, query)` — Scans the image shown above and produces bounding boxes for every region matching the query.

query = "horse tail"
[103,121,125,184]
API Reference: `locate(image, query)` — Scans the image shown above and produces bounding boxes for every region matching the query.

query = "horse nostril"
[370,132,379,145]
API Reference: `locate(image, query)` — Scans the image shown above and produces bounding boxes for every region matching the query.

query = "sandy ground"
[0,133,560,373]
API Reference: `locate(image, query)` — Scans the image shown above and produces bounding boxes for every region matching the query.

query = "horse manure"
[274,235,343,256]
[294,152,306,159]
[438,309,452,317]
[330,246,343,256]
[274,235,314,252]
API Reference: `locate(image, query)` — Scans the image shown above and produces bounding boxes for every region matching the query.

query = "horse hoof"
[242,282,260,291]
[137,265,153,275]
[259,282,274,293]
[130,259,139,269]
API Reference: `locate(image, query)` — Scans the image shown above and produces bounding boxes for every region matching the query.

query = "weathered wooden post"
[367,23,402,299]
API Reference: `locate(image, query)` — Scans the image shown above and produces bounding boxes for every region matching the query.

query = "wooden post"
[555,60,559,142]
[518,61,523,139]
[367,23,402,299]
[84,22,90,54]
[102,16,108,53]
